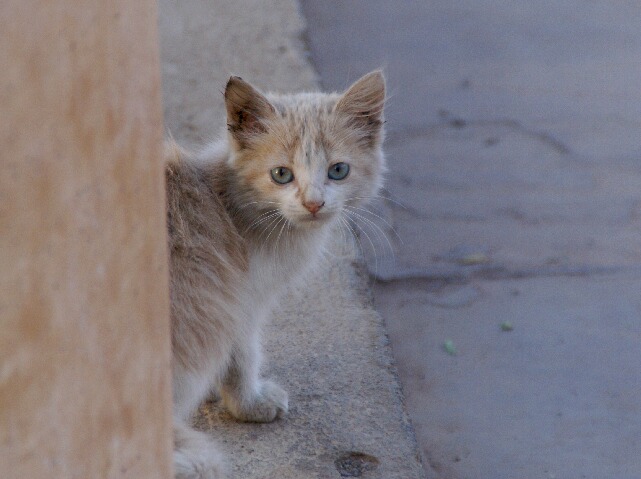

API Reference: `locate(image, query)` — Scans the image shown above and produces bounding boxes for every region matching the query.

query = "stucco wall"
[0,2,172,477]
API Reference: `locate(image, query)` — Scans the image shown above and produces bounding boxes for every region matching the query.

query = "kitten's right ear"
[335,70,386,147]
[225,76,276,148]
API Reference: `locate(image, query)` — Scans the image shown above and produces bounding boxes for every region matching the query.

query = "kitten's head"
[224,71,386,229]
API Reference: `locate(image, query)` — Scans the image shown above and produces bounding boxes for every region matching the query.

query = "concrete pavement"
[301,1,641,478]
[159,1,425,477]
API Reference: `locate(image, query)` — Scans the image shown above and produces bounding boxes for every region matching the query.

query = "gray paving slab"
[300,1,641,478]
[300,1,641,156]
[381,127,641,273]
[377,274,641,479]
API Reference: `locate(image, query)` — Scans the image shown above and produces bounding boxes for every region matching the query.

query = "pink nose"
[303,200,325,215]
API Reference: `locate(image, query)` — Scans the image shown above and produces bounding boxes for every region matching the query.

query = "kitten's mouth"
[294,212,332,226]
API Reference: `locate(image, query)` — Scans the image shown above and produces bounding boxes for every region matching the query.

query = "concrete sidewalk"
[300,1,641,478]
[159,1,425,478]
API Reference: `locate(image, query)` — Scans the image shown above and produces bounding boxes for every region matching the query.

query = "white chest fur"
[244,226,330,320]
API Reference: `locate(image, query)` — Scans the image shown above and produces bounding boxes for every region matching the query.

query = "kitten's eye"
[270,167,294,184]
[328,162,350,181]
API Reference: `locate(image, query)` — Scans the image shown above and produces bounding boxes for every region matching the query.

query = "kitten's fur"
[166,71,386,478]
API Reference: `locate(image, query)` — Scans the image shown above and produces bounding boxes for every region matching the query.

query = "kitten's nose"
[303,200,325,215]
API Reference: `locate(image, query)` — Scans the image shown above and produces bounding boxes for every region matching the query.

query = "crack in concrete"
[371,263,641,285]
[385,118,571,155]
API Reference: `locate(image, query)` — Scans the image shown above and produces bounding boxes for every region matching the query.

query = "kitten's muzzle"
[303,200,325,216]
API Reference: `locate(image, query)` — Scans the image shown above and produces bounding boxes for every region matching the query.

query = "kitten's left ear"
[225,76,276,148]
[335,70,386,146]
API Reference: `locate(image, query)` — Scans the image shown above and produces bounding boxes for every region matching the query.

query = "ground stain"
[335,452,380,477]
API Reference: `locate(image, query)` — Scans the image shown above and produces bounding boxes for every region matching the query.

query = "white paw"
[224,380,288,423]
[174,422,226,479]
[175,452,225,479]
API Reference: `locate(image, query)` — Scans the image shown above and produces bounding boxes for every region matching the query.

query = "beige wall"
[0,2,172,478]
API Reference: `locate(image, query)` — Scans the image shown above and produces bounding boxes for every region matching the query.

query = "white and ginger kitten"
[166,70,386,478]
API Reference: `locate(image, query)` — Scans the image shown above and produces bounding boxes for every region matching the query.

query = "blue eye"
[271,167,294,184]
[328,162,350,180]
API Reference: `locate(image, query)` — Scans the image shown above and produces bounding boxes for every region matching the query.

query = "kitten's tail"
[174,418,226,479]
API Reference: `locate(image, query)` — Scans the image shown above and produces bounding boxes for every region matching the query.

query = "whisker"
[340,213,378,274]
[264,215,286,244]
[255,214,282,242]
[250,208,280,222]
[245,210,280,232]
[347,194,407,210]
[347,215,379,274]
[274,216,289,253]
[344,205,403,244]
[338,216,361,253]
[234,200,281,211]
[344,209,393,256]
[285,221,292,250]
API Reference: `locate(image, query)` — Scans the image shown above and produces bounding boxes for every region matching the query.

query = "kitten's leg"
[174,418,226,479]
[221,328,288,422]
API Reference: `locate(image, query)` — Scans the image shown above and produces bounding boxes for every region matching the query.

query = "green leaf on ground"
[458,253,489,265]
[443,339,456,355]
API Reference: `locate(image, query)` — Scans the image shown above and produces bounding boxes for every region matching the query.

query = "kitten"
[166,70,386,478]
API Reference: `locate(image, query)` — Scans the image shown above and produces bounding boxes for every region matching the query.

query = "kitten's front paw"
[174,421,226,479]
[223,380,288,423]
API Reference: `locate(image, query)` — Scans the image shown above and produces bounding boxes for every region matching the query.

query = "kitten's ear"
[335,70,386,147]
[225,76,276,147]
